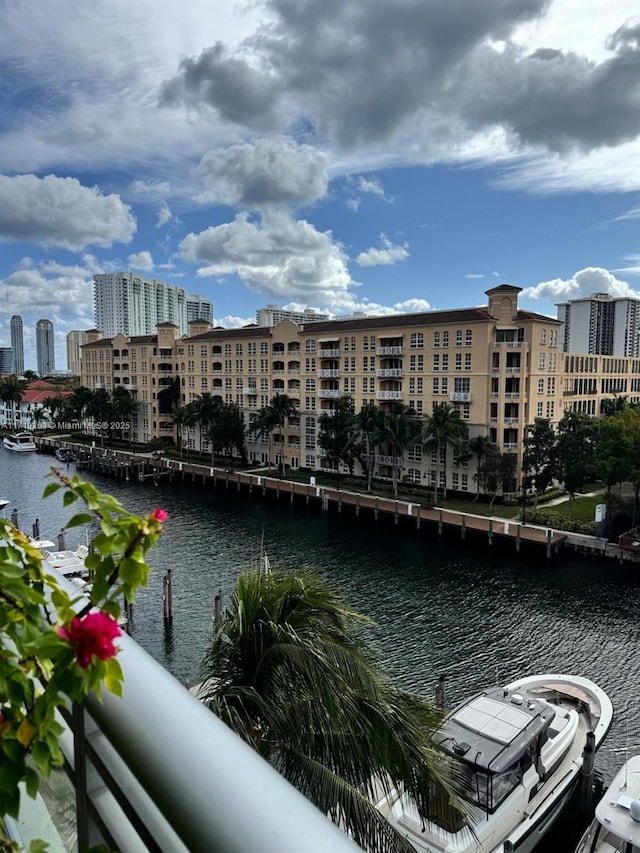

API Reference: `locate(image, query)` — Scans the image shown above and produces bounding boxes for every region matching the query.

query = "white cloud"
[156,203,173,228]
[613,256,640,276]
[128,251,154,271]
[358,176,386,197]
[465,273,485,279]
[0,174,135,250]
[180,210,354,306]
[216,314,255,328]
[614,205,640,222]
[198,138,329,207]
[523,266,640,301]
[356,234,410,267]
[345,197,361,212]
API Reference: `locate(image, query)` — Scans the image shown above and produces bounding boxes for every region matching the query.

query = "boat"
[32,538,91,580]
[3,431,37,452]
[375,674,613,853]
[575,754,640,852]
[55,447,77,463]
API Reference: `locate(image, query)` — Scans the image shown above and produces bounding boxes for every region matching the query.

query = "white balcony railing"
[503,442,518,450]
[318,389,340,398]
[493,341,523,347]
[318,369,340,378]
[450,392,471,403]
[377,346,403,356]
[11,575,360,853]
[376,390,403,400]
[377,369,403,378]
[378,454,402,466]
[504,417,519,424]
[505,366,521,373]
[504,392,520,398]
[244,387,258,395]
[318,349,340,357]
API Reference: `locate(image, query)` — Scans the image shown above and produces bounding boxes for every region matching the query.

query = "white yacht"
[3,431,37,452]
[376,674,613,853]
[575,754,640,852]
[32,539,91,580]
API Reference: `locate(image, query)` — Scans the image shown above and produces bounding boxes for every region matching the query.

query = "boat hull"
[3,433,37,452]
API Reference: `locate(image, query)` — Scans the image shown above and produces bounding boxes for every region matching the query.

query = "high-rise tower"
[93,272,188,337]
[36,319,55,375]
[10,315,24,374]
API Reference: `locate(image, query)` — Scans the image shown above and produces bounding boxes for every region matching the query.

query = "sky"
[1,0,640,370]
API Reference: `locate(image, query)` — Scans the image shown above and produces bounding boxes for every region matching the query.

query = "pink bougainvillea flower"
[58,612,121,669]
[149,508,169,523]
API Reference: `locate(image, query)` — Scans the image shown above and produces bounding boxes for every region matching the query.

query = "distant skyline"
[1,0,640,370]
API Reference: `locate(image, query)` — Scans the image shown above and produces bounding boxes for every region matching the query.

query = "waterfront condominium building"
[93,272,188,338]
[66,330,88,376]
[36,319,55,376]
[557,292,640,357]
[186,294,214,326]
[10,315,24,374]
[80,284,640,495]
[256,305,330,326]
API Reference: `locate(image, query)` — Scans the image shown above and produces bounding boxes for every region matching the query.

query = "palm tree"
[355,404,384,493]
[422,403,468,501]
[376,402,420,497]
[67,385,94,422]
[198,569,467,852]
[253,394,297,474]
[172,405,190,460]
[30,406,48,432]
[468,435,494,502]
[85,388,112,446]
[112,386,137,444]
[190,393,222,463]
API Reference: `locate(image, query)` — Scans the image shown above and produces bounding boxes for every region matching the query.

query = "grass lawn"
[540,494,604,522]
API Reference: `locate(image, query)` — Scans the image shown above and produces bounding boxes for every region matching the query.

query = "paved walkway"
[539,489,604,507]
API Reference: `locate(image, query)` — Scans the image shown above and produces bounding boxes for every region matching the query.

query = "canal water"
[3,450,639,851]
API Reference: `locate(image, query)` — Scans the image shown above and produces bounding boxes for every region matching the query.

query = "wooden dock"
[38,438,565,557]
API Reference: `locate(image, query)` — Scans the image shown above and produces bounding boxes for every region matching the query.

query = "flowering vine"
[0,468,167,851]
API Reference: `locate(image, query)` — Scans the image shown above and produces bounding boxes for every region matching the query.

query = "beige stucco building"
[80,285,640,493]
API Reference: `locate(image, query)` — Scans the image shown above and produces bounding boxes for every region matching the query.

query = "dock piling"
[163,569,173,622]
[57,530,66,550]
[435,675,447,709]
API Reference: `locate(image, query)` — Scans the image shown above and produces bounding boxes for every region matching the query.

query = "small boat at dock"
[375,673,613,853]
[3,432,37,452]
[575,753,640,852]
[32,539,91,580]
[55,447,77,463]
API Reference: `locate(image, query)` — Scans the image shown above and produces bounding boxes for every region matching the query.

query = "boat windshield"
[465,761,523,814]
[591,829,640,852]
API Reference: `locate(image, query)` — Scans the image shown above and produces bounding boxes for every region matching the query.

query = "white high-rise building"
[256,305,330,327]
[557,293,640,356]
[93,272,188,337]
[66,330,88,376]
[186,294,214,325]
[36,319,55,375]
[10,315,24,374]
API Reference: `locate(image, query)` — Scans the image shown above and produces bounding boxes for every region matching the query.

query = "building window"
[305,378,316,391]
[455,353,462,371]
[461,473,469,491]
[465,329,472,346]
[236,343,243,355]
[406,468,421,484]
[433,354,440,371]
[305,339,316,353]
[538,378,544,393]
[442,354,449,371]
[539,352,546,369]
[455,330,463,346]
[464,353,471,371]
[537,402,544,417]
[442,331,449,347]
[540,329,547,345]
[432,377,439,395]
[224,344,232,355]
[408,444,422,462]
[433,331,440,348]
[410,332,424,349]
[201,377,208,389]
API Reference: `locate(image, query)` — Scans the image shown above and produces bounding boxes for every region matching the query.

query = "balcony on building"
[504,402,519,424]
[213,380,223,392]
[318,389,340,399]
[288,342,301,354]
[273,379,285,393]
[504,378,520,398]
[450,391,471,403]
[318,368,339,378]
[157,362,174,374]
[376,336,403,357]
[212,362,223,374]
[273,360,285,375]
[288,360,300,374]
[272,343,285,356]
[376,389,403,401]
[503,427,518,450]
[505,353,521,373]
[244,386,258,395]
[317,338,340,358]
[377,367,403,378]
[158,348,173,358]
[211,345,222,356]
[493,328,525,346]
[5,571,358,853]
[287,381,300,397]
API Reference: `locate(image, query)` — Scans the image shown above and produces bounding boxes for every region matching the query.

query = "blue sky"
[1,0,639,369]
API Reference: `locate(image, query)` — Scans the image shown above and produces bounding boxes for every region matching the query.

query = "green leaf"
[43,483,61,498]
[24,766,40,799]
[31,741,51,777]
[65,513,93,529]
[62,491,79,507]
[29,840,50,853]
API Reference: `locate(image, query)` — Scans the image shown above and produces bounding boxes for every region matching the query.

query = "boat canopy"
[437,688,555,774]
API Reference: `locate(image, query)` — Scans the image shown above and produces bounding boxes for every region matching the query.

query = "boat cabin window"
[467,762,523,814]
